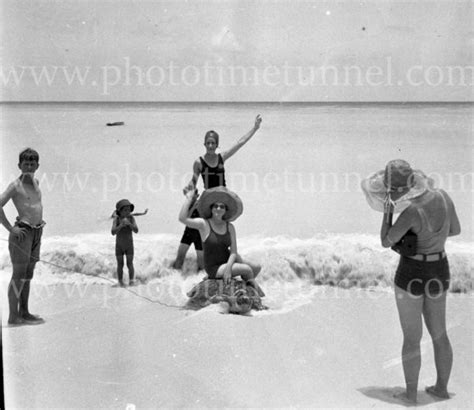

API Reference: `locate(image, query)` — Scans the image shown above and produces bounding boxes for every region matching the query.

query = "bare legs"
[215,256,264,296]
[395,286,423,403]
[116,253,134,286]
[423,292,452,399]
[172,243,204,271]
[8,261,43,325]
[394,286,452,403]
[8,263,29,324]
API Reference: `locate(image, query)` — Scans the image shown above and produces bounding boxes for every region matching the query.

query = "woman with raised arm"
[179,186,264,298]
[172,115,262,270]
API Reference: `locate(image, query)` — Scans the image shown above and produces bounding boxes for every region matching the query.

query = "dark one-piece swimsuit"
[203,221,231,278]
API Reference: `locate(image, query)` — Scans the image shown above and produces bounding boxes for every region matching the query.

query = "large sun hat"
[197,186,243,221]
[361,159,434,213]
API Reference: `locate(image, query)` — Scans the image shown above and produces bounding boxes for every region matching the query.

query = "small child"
[111,199,139,286]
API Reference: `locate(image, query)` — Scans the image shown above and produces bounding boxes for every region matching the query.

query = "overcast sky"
[1,0,472,101]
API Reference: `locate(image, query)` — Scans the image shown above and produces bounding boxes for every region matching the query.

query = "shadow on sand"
[358,386,452,407]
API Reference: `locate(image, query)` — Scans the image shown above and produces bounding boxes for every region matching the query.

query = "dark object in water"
[186,278,267,313]
[106,121,125,126]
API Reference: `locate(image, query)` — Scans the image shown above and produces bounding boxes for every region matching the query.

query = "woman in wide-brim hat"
[179,186,264,297]
[362,159,461,404]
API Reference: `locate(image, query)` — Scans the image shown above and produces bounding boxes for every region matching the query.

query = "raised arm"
[179,191,206,231]
[183,159,203,195]
[221,115,262,162]
[380,203,417,248]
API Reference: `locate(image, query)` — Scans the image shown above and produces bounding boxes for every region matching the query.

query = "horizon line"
[1,100,473,105]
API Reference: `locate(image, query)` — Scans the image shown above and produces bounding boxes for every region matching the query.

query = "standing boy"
[0,148,45,326]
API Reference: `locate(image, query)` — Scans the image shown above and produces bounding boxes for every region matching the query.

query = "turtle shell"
[186,279,266,311]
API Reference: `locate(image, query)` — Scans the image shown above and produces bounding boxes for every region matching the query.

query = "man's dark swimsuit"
[180,154,226,250]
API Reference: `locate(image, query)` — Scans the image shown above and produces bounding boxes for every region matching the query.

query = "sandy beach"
[2,282,472,409]
[1,0,472,408]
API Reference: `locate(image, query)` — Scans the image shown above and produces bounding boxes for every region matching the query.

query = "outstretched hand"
[254,114,262,130]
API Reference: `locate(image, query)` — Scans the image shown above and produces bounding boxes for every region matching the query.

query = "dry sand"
[2,283,472,409]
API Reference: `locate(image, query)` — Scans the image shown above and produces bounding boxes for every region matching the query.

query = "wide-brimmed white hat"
[361,159,434,213]
[197,186,243,221]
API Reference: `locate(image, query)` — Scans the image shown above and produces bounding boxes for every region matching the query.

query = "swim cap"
[204,130,219,146]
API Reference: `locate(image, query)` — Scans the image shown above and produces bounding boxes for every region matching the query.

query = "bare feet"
[393,391,417,405]
[21,312,45,324]
[425,386,450,400]
[8,315,44,326]
[8,317,25,327]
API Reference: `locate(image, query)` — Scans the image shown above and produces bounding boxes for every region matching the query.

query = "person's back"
[409,190,453,254]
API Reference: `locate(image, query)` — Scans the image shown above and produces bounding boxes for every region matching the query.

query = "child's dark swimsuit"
[115,217,134,256]
[180,154,226,249]
[203,221,231,278]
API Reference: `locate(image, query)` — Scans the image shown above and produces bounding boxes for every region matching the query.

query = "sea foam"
[0,233,471,295]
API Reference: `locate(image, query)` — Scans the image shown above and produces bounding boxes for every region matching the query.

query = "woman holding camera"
[362,159,461,404]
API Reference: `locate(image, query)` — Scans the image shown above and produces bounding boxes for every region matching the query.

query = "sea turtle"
[186,279,267,314]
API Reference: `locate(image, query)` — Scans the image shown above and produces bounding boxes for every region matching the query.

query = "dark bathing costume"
[203,221,231,278]
[115,216,135,257]
[395,191,451,296]
[180,154,226,250]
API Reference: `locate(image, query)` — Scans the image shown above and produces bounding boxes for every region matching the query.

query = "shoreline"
[3,283,472,409]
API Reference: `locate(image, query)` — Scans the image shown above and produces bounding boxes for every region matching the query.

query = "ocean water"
[0,102,472,297]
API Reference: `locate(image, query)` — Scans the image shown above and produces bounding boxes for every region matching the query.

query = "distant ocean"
[0,102,472,295]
